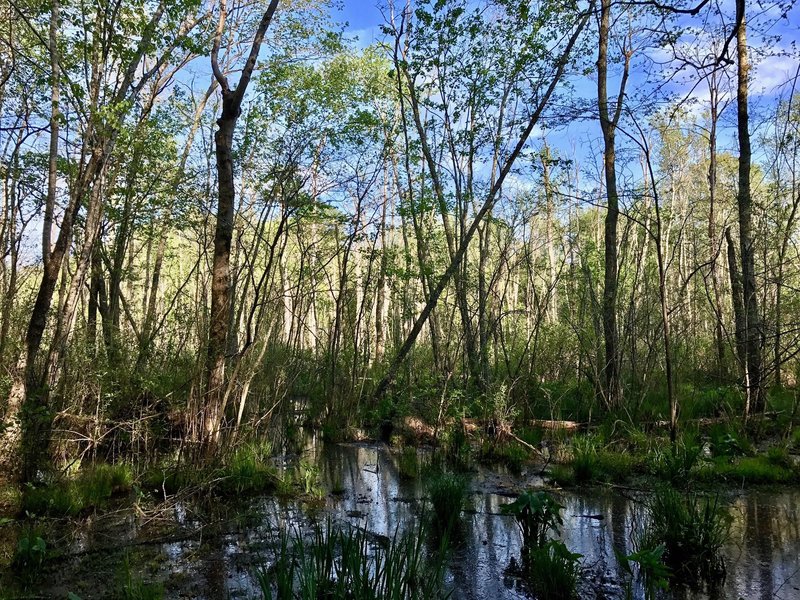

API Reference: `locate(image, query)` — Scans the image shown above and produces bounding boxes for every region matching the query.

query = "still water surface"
[14,438,800,599]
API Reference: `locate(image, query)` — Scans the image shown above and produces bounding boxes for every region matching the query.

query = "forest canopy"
[0,0,799,480]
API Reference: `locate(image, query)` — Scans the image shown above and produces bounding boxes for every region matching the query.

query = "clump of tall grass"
[566,434,638,484]
[649,435,703,487]
[570,435,599,482]
[143,441,279,498]
[256,519,449,599]
[217,443,280,495]
[698,454,798,484]
[646,487,730,582]
[525,540,582,600]
[425,470,469,534]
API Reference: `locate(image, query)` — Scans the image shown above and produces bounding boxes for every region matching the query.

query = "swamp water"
[4,436,800,599]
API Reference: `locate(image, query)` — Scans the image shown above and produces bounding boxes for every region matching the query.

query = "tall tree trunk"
[707,73,726,376]
[374,9,590,400]
[542,145,558,324]
[726,226,747,377]
[375,166,389,363]
[202,0,280,448]
[597,0,630,409]
[735,0,764,415]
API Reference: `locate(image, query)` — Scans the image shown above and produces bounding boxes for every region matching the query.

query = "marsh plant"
[219,443,279,495]
[647,487,730,583]
[651,436,703,486]
[501,490,563,549]
[12,527,47,572]
[525,540,582,600]
[22,463,133,516]
[616,544,670,600]
[298,459,321,497]
[503,491,582,599]
[256,519,449,599]
[571,435,600,482]
[119,555,164,600]
[425,469,469,533]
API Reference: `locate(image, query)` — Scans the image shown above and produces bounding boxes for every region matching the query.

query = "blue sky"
[337,0,386,45]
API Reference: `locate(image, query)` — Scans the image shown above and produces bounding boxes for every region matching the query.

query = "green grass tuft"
[646,487,730,583]
[22,463,133,517]
[256,519,449,599]
[426,469,469,533]
[698,455,798,484]
[524,540,581,600]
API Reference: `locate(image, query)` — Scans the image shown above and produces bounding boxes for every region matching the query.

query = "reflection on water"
[10,437,800,600]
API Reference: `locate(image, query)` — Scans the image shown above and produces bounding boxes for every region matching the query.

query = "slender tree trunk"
[707,75,726,376]
[726,226,747,376]
[375,166,389,362]
[542,145,558,324]
[597,0,630,409]
[203,0,280,447]
[735,0,764,415]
